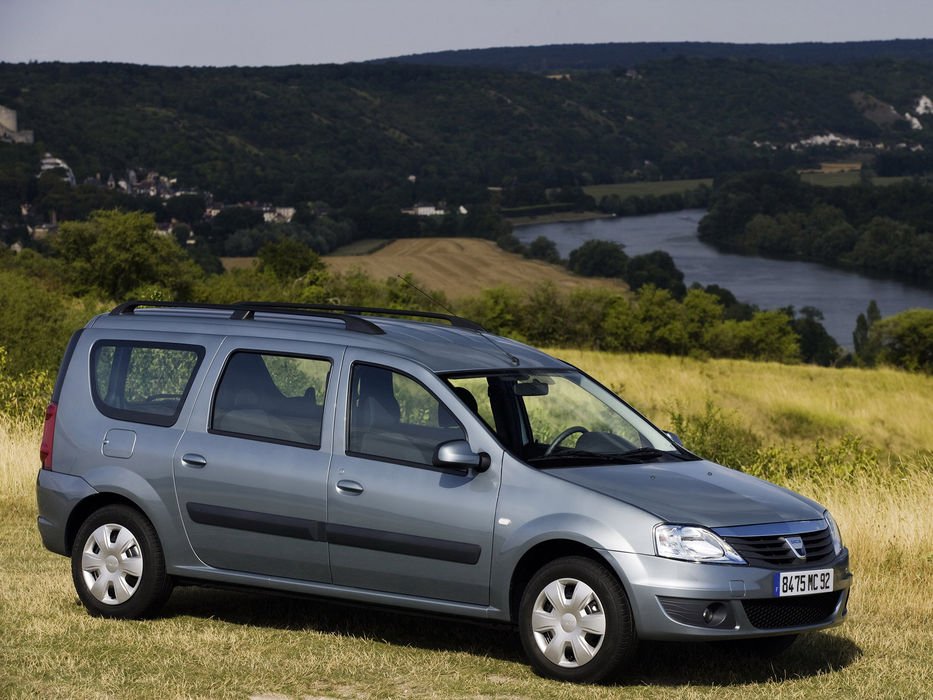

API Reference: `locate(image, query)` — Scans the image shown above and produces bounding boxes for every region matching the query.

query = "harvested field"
[323,237,626,299]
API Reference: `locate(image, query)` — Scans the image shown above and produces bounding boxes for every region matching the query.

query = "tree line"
[3,211,929,397]
[698,171,933,288]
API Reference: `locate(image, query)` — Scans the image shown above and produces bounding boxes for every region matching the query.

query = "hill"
[374,39,933,72]
[2,57,933,210]
[322,237,626,299]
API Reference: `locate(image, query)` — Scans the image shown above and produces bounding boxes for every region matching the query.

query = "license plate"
[773,569,834,597]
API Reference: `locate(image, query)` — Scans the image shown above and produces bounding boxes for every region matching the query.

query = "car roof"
[85,305,566,374]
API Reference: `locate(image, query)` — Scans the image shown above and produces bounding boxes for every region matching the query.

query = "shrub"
[0,347,54,424]
[667,401,762,469]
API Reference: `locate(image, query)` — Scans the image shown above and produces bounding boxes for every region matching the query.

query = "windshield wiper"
[530,447,694,466]
[606,447,694,462]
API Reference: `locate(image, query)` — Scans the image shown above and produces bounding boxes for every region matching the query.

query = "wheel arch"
[65,492,153,555]
[508,539,626,623]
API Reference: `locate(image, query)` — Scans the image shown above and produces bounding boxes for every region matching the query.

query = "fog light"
[702,603,727,626]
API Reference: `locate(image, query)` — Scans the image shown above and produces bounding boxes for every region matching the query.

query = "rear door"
[326,350,502,605]
[173,337,343,582]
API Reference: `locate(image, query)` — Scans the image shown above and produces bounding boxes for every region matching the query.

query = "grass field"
[2,352,931,699]
[506,210,615,226]
[584,173,907,198]
[323,238,627,299]
[558,350,933,453]
[584,179,713,200]
[799,172,907,187]
[219,256,257,271]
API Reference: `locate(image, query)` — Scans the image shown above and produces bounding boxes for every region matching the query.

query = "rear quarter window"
[90,341,205,427]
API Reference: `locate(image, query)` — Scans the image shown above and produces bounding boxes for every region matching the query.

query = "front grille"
[724,527,835,568]
[743,592,840,629]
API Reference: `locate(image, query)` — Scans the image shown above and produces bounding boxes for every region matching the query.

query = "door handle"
[336,479,364,495]
[181,453,207,468]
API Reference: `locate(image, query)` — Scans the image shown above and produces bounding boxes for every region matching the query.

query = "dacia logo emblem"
[784,535,807,559]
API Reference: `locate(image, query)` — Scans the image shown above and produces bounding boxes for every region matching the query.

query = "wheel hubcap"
[80,523,143,605]
[531,577,606,667]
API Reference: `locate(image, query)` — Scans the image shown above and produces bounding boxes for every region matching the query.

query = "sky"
[2,0,932,67]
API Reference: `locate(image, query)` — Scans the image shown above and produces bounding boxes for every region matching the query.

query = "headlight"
[655,525,746,564]
[825,510,844,555]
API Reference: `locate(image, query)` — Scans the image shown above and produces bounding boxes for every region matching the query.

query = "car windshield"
[445,369,694,466]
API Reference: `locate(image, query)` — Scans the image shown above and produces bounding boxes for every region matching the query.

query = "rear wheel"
[518,556,636,683]
[71,505,172,619]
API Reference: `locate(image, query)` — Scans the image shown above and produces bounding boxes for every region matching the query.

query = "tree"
[853,300,882,366]
[257,238,323,282]
[789,306,840,366]
[869,309,933,373]
[567,240,628,278]
[524,236,561,264]
[54,210,202,299]
[0,269,72,373]
[624,250,686,298]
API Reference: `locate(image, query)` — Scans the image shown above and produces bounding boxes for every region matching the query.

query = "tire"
[518,556,637,683]
[71,504,173,619]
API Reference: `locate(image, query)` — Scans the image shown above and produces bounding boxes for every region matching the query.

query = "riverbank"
[515,210,933,346]
[506,210,615,227]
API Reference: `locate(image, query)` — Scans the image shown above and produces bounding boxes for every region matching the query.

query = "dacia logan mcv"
[36,301,851,683]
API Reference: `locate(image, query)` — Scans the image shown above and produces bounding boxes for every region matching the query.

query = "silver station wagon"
[36,301,851,683]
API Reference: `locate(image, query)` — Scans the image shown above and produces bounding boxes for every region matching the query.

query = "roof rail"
[109,300,385,335]
[244,303,486,331]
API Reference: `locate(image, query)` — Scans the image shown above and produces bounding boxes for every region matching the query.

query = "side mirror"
[433,440,491,473]
[664,431,684,446]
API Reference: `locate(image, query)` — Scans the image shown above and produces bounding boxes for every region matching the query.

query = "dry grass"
[555,350,933,453]
[322,238,626,300]
[2,352,932,699]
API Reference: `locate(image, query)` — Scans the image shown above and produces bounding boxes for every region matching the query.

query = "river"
[515,210,933,347]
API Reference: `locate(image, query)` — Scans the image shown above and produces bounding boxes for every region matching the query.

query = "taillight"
[39,402,57,470]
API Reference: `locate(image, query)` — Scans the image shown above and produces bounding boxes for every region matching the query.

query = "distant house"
[29,223,58,240]
[401,203,447,217]
[39,153,76,186]
[262,206,296,224]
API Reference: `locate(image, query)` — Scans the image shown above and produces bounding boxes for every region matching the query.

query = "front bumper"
[601,549,852,641]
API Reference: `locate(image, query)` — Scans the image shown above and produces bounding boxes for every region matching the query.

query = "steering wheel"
[544,426,588,455]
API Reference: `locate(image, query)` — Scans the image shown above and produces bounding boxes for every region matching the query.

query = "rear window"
[90,341,204,427]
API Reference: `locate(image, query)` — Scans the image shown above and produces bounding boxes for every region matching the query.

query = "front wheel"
[71,504,172,619]
[518,556,636,683]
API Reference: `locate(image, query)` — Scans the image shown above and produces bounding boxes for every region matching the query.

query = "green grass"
[2,351,932,698]
[584,179,712,200]
[505,210,614,226]
[799,172,907,187]
[584,174,906,199]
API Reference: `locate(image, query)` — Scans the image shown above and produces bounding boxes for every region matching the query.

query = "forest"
[698,171,933,288]
[377,38,933,71]
[2,56,933,215]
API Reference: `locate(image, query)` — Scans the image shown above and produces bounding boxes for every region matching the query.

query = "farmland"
[322,237,627,299]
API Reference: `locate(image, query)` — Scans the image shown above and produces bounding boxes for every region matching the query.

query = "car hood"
[549,459,822,528]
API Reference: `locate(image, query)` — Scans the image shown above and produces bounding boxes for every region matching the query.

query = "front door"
[326,351,502,605]
[174,338,343,582]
